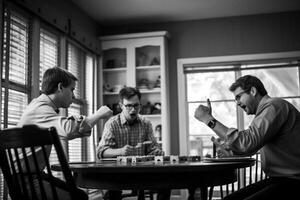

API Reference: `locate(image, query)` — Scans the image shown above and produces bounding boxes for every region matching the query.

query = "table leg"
[188,188,196,200]
[200,186,208,200]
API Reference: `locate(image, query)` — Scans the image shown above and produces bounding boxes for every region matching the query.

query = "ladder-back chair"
[0,125,88,200]
[208,145,267,199]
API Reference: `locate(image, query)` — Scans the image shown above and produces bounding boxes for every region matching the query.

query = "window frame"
[1,6,32,129]
[177,51,300,156]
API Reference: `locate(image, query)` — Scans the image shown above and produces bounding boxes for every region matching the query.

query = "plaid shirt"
[97,112,162,158]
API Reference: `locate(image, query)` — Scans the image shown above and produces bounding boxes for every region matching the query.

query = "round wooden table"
[52,158,255,200]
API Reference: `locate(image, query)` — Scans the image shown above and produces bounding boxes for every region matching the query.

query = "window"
[0,173,4,200]
[66,44,98,162]
[1,8,31,200]
[1,9,30,129]
[186,71,236,156]
[182,58,300,157]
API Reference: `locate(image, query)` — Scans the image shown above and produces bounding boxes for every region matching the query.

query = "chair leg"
[150,191,154,200]
[138,190,145,200]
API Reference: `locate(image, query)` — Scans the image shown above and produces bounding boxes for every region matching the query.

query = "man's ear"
[57,82,63,92]
[250,86,258,96]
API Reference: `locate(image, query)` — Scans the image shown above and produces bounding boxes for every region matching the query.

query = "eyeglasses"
[123,103,141,110]
[234,90,249,102]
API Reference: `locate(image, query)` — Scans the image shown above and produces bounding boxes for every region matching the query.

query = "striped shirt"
[97,112,162,158]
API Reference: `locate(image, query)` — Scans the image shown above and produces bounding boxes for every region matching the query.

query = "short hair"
[229,75,267,96]
[41,67,77,95]
[119,87,141,102]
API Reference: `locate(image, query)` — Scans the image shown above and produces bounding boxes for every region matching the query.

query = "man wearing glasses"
[194,75,300,199]
[97,86,170,200]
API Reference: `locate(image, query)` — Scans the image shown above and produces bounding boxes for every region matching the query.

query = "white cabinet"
[99,31,171,154]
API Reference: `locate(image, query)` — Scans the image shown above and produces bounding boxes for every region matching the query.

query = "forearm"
[101,148,123,158]
[84,106,112,127]
[208,119,229,140]
[84,112,104,127]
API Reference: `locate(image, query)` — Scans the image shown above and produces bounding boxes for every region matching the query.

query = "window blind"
[67,103,83,162]
[1,88,28,128]
[3,11,29,85]
[39,28,59,89]
[1,10,30,129]
[67,43,84,162]
[67,44,81,98]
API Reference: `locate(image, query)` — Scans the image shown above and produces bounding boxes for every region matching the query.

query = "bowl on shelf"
[112,85,124,93]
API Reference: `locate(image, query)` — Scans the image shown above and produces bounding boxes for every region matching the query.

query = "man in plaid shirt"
[97,86,170,200]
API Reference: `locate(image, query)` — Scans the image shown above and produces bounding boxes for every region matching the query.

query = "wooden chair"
[208,145,267,199]
[0,125,88,200]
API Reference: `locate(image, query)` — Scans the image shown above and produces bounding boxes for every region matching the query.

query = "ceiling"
[70,0,300,26]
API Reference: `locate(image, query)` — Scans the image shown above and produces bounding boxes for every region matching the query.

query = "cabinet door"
[101,48,126,115]
[136,45,162,144]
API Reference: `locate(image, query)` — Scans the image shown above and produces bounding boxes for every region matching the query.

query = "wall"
[101,11,300,154]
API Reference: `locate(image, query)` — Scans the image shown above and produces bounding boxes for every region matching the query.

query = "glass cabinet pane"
[103,48,126,69]
[136,45,160,67]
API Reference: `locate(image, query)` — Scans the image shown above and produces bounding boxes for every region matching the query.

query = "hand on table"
[211,136,233,158]
[148,149,164,156]
[120,144,135,156]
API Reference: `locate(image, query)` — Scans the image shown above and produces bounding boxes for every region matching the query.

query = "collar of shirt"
[120,112,141,125]
[255,95,270,115]
[40,94,60,114]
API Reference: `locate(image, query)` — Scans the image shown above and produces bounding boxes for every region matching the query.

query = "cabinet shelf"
[136,65,160,70]
[103,92,119,95]
[103,68,127,72]
[139,88,161,93]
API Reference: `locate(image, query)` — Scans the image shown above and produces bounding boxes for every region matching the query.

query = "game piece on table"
[170,155,179,163]
[155,156,164,164]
